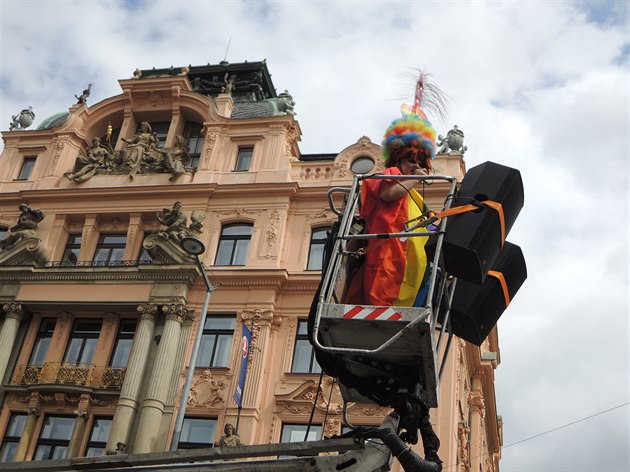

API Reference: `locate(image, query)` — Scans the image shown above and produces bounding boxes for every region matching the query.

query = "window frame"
[33,415,74,461]
[196,315,236,369]
[29,318,57,366]
[61,234,82,266]
[234,146,254,172]
[177,417,217,450]
[0,413,27,463]
[63,319,103,365]
[290,320,321,374]
[84,417,112,457]
[280,423,323,443]
[183,122,203,169]
[306,227,329,271]
[108,319,137,368]
[16,156,37,180]
[92,233,127,266]
[214,223,253,266]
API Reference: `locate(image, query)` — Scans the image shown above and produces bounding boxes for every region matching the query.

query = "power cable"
[440,401,629,471]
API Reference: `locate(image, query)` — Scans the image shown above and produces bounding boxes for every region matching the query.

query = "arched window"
[215,223,253,266]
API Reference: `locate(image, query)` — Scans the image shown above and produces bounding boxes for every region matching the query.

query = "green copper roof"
[37,111,69,130]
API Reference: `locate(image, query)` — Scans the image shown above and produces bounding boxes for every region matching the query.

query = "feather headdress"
[382,71,447,169]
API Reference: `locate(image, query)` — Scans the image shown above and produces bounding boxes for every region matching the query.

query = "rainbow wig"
[382,107,437,168]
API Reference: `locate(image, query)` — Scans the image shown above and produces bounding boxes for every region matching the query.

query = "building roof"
[37,111,69,130]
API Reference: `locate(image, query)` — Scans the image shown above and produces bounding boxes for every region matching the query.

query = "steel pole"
[170,256,215,451]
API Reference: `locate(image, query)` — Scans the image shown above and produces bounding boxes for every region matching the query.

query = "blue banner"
[233,323,252,408]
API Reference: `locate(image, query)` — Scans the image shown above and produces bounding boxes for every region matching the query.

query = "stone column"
[156,309,194,450]
[133,304,185,453]
[106,304,158,453]
[469,380,485,472]
[0,303,24,383]
[14,394,41,462]
[66,395,90,458]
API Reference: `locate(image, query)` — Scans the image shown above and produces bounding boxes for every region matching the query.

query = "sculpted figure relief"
[0,204,45,250]
[65,124,194,183]
[215,424,241,448]
[65,137,115,182]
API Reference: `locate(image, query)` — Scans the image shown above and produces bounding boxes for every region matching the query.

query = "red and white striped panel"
[343,305,402,321]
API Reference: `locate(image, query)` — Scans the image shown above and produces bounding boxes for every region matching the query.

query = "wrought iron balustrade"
[13,363,126,389]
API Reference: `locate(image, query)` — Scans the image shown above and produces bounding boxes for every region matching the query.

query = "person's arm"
[379,168,427,202]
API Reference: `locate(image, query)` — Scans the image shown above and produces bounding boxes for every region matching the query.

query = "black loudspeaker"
[447,241,527,346]
[438,161,524,285]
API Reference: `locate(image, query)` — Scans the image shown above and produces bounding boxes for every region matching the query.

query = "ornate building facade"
[0,61,502,471]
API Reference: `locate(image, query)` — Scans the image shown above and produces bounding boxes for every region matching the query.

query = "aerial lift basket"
[309,174,460,412]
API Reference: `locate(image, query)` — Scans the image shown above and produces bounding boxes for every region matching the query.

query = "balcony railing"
[13,363,126,390]
[45,259,154,268]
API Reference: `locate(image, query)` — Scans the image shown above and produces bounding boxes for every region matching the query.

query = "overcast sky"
[1,1,628,470]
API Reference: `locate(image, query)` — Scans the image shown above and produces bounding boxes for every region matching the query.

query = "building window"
[291,320,321,374]
[84,418,112,457]
[29,319,56,365]
[183,122,203,169]
[178,417,217,449]
[93,234,127,266]
[33,416,74,461]
[281,423,322,443]
[147,122,170,148]
[61,234,82,266]
[214,223,252,266]
[0,413,27,462]
[350,156,375,174]
[234,147,253,172]
[306,227,329,270]
[109,320,137,368]
[16,157,36,180]
[197,316,236,368]
[64,319,102,365]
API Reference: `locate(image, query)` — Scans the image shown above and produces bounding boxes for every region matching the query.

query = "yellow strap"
[488,270,510,307]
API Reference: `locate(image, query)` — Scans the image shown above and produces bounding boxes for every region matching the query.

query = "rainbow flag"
[347,167,429,307]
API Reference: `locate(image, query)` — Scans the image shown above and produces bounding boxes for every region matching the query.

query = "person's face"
[225,424,233,435]
[398,155,423,175]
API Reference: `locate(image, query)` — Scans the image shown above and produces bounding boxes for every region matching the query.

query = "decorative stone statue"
[215,424,242,448]
[156,202,188,240]
[143,203,206,263]
[0,204,44,250]
[277,90,296,115]
[65,137,115,182]
[163,135,190,181]
[74,83,92,105]
[9,107,35,131]
[65,124,194,183]
[120,122,162,179]
[437,125,467,155]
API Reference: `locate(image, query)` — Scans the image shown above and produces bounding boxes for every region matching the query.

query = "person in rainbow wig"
[346,73,442,307]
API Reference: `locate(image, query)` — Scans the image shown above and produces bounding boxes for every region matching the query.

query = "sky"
[1,0,628,470]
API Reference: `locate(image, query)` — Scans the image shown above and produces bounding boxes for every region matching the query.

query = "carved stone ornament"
[162,304,187,323]
[187,370,231,410]
[0,204,48,266]
[137,303,158,321]
[64,123,194,183]
[2,302,24,320]
[143,202,205,264]
[457,422,471,472]
[437,125,467,155]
